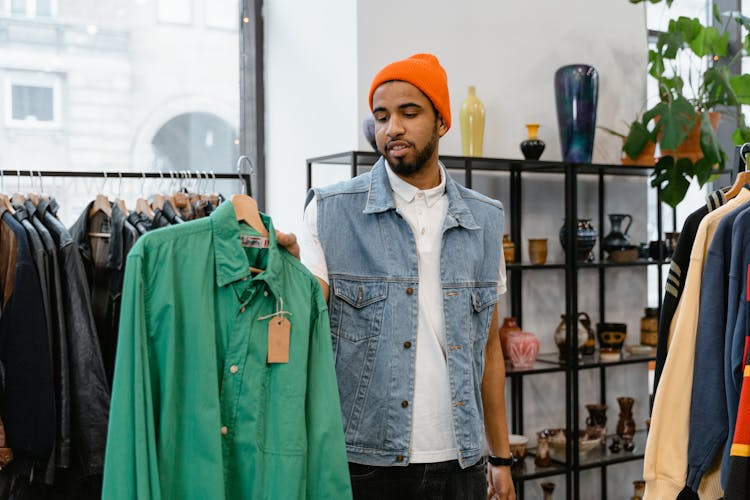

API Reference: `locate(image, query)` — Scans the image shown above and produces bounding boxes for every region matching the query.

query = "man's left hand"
[486,463,515,500]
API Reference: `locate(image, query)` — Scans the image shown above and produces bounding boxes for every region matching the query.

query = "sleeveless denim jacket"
[308,158,504,468]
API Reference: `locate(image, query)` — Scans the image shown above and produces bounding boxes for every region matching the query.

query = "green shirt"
[102,201,352,499]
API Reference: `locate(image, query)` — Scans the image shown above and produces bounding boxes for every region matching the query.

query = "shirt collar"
[364,156,479,230]
[384,160,446,208]
[211,199,283,298]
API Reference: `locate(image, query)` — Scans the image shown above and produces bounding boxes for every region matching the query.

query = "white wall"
[264,0,358,233]
[266,0,648,232]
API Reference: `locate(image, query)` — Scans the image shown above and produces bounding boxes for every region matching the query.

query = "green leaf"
[623,121,652,158]
[690,26,726,57]
[694,157,714,185]
[658,29,685,59]
[704,66,737,108]
[732,126,750,145]
[730,74,750,105]
[650,96,696,150]
[698,111,722,166]
[714,4,722,24]
[651,156,691,208]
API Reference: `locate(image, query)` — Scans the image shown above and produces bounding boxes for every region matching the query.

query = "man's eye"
[404,113,417,118]
[374,115,387,122]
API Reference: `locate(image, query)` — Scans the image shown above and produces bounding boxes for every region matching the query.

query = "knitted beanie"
[368,53,451,129]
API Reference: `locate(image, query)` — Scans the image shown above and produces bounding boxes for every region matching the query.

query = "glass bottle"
[640,307,658,347]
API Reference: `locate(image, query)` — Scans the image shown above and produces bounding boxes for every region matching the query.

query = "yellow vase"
[460,86,485,157]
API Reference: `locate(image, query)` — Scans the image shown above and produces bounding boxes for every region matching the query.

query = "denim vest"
[308,158,504,468]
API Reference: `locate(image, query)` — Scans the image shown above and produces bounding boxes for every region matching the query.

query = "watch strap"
[487,454,513,466]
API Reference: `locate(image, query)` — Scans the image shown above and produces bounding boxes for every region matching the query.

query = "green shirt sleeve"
[102,254,162,500]
[306,284,353,499]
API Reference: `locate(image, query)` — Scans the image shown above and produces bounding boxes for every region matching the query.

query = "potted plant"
[600,117,657,166]
[624,1,750,207]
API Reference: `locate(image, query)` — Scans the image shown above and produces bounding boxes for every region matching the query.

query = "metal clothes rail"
[0,169,252,197]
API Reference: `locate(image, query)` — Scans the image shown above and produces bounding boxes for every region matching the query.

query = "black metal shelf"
[511,455,567,481]
[534,352,655,370]
[506,258,669,270]
[576,430,649,470]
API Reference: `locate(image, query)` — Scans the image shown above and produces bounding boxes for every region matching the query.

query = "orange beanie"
[368,53,451,130]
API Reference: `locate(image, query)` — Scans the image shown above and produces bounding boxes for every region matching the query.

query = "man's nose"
[386,116,405,138]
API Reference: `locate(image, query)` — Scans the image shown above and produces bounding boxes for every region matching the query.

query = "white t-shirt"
[299,163,506,463]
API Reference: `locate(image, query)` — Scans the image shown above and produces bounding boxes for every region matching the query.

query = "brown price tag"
[267,316,290,363]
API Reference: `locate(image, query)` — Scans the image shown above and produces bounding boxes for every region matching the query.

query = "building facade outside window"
[0,0,241,224]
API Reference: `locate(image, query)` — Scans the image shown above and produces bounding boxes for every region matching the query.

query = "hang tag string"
[257,296,293,321]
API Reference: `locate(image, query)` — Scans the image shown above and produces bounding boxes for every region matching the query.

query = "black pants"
[349,460,487,500]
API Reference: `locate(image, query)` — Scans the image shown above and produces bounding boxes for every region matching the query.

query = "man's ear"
[437,115,449,137]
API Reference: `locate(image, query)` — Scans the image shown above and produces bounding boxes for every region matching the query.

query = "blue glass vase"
[554,64,598,163]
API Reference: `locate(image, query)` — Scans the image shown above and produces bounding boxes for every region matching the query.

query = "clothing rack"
[0,169,252,196]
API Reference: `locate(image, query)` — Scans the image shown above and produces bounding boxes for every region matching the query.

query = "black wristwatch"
[487,454,513,467]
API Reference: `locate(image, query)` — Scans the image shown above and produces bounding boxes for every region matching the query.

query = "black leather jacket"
[37,199,109,478]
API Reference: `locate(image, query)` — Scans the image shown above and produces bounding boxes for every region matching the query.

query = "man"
[298,53,515,500]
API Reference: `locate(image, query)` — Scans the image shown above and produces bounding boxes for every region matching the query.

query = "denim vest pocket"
[330,278,388,342]
[470,286,497,343]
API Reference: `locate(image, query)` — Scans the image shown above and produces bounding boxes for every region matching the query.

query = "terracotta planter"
[660,112,720,163]
[621,139,656,166]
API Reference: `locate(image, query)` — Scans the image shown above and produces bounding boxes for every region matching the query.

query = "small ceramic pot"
[535,432,551,467]
[507,330,540,369]
[528,238,548,264]
[508,434,529,465]
[597,322,627,361]
[502,234,515,263]
[499,317,521,361]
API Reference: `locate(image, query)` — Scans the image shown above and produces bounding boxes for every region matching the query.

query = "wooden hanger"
[231,194,267,275]
[231,194,268,237]
[725,171,750,199]
[0,194,15,217]
[726,147,750,199]
[135,197,154,219]
[88,193,112,218]
[115,198,129,216]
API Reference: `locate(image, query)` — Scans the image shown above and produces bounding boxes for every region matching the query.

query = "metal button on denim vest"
[310,158,504,468]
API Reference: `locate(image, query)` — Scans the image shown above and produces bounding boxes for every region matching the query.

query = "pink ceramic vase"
[507,330,540,369]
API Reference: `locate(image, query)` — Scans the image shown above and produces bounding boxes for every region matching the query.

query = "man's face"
[371,81,447,177]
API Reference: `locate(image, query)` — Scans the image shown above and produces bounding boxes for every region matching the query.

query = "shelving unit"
[306,151,668,500]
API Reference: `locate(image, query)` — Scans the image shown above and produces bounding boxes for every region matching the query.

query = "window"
[4,72,62,128]
[205,0,235,30]
[158,0,192,25]
[8,0,57,17]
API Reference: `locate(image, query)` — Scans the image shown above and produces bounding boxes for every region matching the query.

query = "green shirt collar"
[211,200,282,296]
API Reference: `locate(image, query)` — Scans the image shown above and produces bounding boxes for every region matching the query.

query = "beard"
[383,124,440,177]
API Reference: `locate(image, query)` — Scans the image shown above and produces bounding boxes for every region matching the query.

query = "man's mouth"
[387,141,411,157]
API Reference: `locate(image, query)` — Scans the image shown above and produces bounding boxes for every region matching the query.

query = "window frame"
[5,0,58,18]
[4,71,63,129]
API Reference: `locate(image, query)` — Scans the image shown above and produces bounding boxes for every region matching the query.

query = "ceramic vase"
[520,123,546,160]
[507,330,540,369]
[535,432,551,467]
[554,64,599,163]
[602,213,633,254]
[528,238,548,265]
[553,313,590,361]
[460,86,485,157]
[361,116,377,151]
[559,218,597,262]
[499,317,521,361]
[502,234,515,263]
[616,396,636,440]
[585,403,608,441]
[541,482,556,500]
